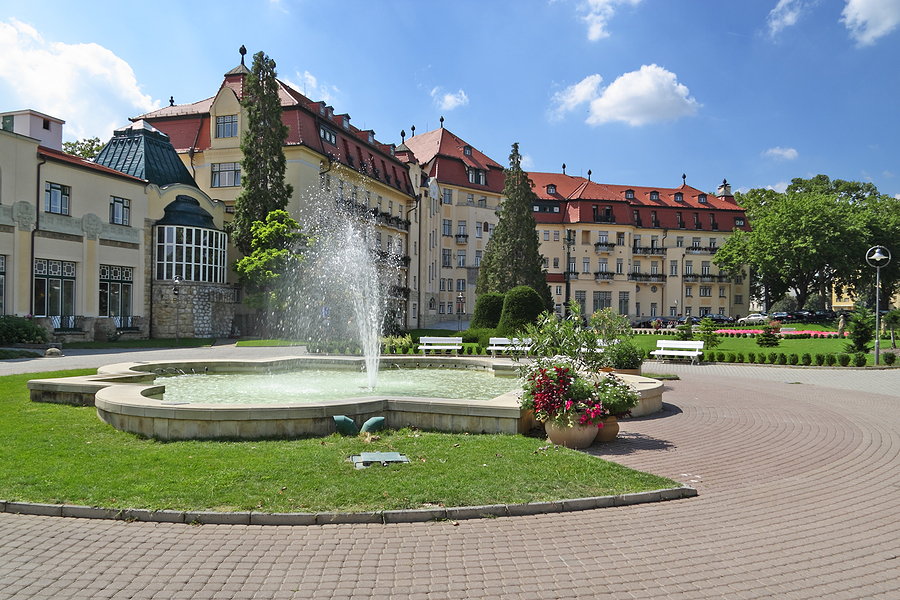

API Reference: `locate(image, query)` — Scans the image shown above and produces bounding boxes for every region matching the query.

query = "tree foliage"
[476,143,552,309]
[63,137,104,159]
[469,292,505,329]
[845,307,875,354]
[230,51,294,256]
[496,285,546,336]
[233,210,310,311]
[715,175,900,311]
[695,317,722,350]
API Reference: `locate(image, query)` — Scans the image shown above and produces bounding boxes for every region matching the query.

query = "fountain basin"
[28,356,664,440]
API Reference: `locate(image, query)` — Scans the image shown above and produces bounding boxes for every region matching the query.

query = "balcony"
[682,274,698,282]
[632,246,667,256]
[565,271,579,280]
[652,220,661,228]
[593,214,616,223]
[455,234,469,244]
[594,271,616,282]
[628,273,667,283]
[678,222,686,229]
[711,222,719,231]
[594,242,616,253]
[694,223,703,230]
[699,275,717,283]
[634,219,643,227]
[684,246,717,255]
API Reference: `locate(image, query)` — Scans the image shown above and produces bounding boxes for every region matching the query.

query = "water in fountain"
[275,184,401,389]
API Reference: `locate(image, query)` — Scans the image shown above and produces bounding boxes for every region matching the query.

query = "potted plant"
[587,369,640,442]
[607,339,644,375]
[520,356,638,448]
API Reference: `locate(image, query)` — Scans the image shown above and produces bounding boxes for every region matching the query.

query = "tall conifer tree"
[476,143,552,308]
[231,51,293,256]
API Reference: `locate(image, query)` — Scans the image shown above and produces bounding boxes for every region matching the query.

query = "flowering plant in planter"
[520,357,639,427]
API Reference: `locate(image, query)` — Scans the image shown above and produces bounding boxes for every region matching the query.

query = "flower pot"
[595,415,619,442]
[544,421,598,449]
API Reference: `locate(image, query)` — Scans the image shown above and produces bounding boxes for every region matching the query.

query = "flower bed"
[716,329,845,337]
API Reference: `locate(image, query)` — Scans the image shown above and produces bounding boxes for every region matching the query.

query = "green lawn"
[1,370,677,513]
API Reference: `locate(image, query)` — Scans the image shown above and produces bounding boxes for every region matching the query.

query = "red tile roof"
[403,128,504,194]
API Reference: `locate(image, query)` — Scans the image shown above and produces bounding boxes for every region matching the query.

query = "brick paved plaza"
[1,347,899,599]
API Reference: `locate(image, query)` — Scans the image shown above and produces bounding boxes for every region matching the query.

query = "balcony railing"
[51,315,79,331]
[594,242,616,253]
[632,246,667,256]
[628,273,667,283]
[593,214,616,223]
[565,271,579,280]
[455,234,469,244]
[699,275,717,283]
[113,315,139,330]
[594,271,616,282]
[682,274,698,282]
[652,220,661,228]
[684,246,717,255]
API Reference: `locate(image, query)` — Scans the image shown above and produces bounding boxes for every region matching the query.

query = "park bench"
[486,337,532,357]
[417,336,463,355]
[650,340,705,365]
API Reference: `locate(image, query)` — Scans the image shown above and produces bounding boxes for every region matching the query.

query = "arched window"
[428,298,436,310]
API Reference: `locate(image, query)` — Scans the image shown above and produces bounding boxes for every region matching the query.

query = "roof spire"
[562,163,566,175]
[587,169,592,182]
[239,45,247,65]
[440,116,444,128]
[411,125,415,137]
[169,96,174,107]
[400,129,406,143]
[682,173,686,185]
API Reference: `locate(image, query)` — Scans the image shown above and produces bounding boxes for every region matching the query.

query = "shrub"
[845,308,875,354]
[814,353,825,366]
[838,353,851,366]
[496,286,546,336]
[736,352,744,363]
[462,328,495,347]
[748,352,756,363]
[853,352,867,367]
[883,352,896,365]
[768,352,778,364]
[788,354,799,365]
[0,315,49,344]
[726,352,736,363]
[675,323,694,341]
[469,292,505,329]
[756,325,781,348]
[715,351,724,362]
[826,354,837,366]
[776,353,787,365]
[801,353,812,366]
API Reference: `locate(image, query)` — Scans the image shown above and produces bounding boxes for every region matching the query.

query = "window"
[553,258,560,269]
[650,191,659,200]
[543,257,549,268]
[457,221,467,236]
[99,265,133,321]
[735,217,745,227]
[442,249,451,267]
[556,285,563,296]
[670,306,678,317]
[574,291,586,314]
[443,189,452,204]
[583,257,590,273]
[476,223,483,238]
[616,259,623,274]
[719,287,726,297]
[700,286,712,297]
[475,250,482,267]
[155,226,227,283]
[676,236,684,247]
[442,220,452,236]
[598,258,608,272]
[675,192,683,202]
[670,260,678,276]
[651,261,658,275]
[692,237,701,248]
[467,194,474,205]
[467,169,486,185]
[625,190,635,199]
[709,238,717,248]
[698,194,708,203]
[735,295,743,304]
[700,307,711,316]
[701,261,711,275]
[320,125,337,145]
[463,145,472,156]
[412,304,417,319]
[616,232,625,246]
[457,250,466,267]
[568,258,576,273]
[685,286,693,297]
[440,302,445,314]
[109,196,130,226]
[45,182,70,215]
[618,291,629,315]
[543,230,549,241]
[685,261,693,275]
[457,279,466,292]
[478,196,487,207]
[594,291,612,311]
[429,298,436,311]
[650,303,657,317]
[553,231,560,242]
[216,115,238,138]
[598,232,608,243]
[735,276,744,285]
[633,261,641,274]
[440,278,446,291]
[33,259,76,319]
[211,163,241,187]
[555,304,562,314]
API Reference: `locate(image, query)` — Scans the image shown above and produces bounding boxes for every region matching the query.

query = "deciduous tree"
[62,137,104,159]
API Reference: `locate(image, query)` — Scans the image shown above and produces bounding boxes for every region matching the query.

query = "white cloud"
[553,65,698,126]
[895,194,900,199]
[0,18,159,140]
[768,181,790,193]
[767,0,815,37]
[762,146,799,160]
[581,0,641,41]
[430,87,469,111]
[284,70,337,103]
[841,0,900,46]
[520,154,535,170]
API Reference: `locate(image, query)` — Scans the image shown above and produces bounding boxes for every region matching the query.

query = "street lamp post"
[456,292,464,332]
[866,246,891,366]
[563,229,575,318]
[173,275,183,346]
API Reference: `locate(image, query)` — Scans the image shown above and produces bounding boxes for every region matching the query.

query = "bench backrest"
[419,337,463,344]
[489,337,512,345]
[656,340,704,350]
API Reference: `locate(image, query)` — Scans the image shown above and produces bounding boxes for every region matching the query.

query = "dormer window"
[675,192,683,202]
[467,168,486,185]
[342,116,350,130]
[319,125,337,146]
[649,190,659,200]
[625,189,635,199]
[547,184,557,195]
[463,145,472,156]
[735,217,745,227]
[698,194,708,203]
[318,102,326,115]
[368,131,375,144]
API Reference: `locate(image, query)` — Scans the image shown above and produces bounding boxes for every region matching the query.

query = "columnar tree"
[476,143,552,309]
[230,51,293,256]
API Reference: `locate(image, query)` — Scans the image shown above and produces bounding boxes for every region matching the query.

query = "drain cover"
[350,452,411,469]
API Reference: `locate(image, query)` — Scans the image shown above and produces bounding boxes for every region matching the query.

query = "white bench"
[417,336,463,354]
[486,337,532,357]
[650,340,705,365]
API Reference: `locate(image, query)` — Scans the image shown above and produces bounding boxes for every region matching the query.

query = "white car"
[738,313,767,324]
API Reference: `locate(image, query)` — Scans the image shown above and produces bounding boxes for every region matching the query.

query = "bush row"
[635,330,841,339]
[702,350,896,366]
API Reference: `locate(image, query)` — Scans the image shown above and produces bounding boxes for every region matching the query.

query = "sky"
[1,0,898,198]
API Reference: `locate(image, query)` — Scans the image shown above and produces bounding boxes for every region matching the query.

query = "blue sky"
[1,0,898,197]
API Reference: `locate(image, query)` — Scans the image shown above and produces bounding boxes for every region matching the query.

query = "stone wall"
[152,282,237,339]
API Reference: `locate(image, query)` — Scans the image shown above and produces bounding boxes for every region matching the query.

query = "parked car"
[738,313,767,324]
[769,312,791,321]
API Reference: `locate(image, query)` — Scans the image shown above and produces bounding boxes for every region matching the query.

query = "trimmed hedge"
[496,286,545,336]
[469,292,505,329]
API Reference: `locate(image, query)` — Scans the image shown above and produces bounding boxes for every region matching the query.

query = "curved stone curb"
[0,486,695,526]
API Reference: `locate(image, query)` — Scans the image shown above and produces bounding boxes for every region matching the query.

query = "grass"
[64,338,215,350]
[236,339,304,347]
[1,370,677,513]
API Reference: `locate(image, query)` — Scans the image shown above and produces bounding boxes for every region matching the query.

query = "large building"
[136,55,416,332]
[528,172,751,321]
[0,109,230,342]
